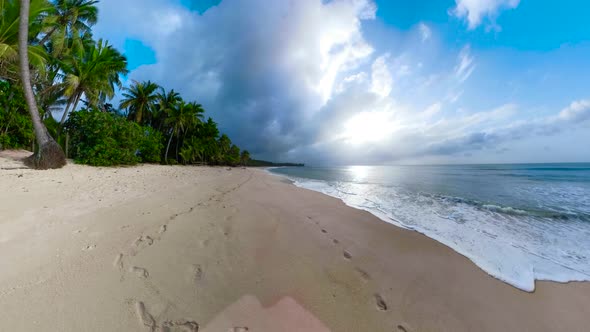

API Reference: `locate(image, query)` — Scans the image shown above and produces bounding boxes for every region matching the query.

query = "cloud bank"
[93,0,589,164]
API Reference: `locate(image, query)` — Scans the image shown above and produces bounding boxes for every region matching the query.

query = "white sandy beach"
[1,150,589,331]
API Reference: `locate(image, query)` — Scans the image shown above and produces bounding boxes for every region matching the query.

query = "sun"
[342,111,396,145]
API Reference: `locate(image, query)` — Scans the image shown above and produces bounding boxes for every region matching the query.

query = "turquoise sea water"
[269,164,590,291]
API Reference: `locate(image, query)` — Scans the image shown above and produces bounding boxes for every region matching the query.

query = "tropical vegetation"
[0,0,251,168]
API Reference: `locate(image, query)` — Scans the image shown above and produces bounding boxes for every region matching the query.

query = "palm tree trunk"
[56,95,75,135]
[175,133,180,162]
[60,92,81,127]
[136,106,143,124]
[59,98,73,127]
[18,0,65,169]
[165,131,174,164]
[38,25,58,45]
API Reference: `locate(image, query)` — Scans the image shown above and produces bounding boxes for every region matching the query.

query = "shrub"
[138,126,164,163]
[0,81,34,149]
[65,109,143,166]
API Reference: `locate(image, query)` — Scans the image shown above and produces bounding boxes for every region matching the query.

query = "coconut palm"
[58,38,127,128]
[164,101,204,163]
[0,0,50,80]
[185,101,205,132]
[154,87,181,130]
[39,0,98,56]
[120,80,159,125]
[18,0,65,169]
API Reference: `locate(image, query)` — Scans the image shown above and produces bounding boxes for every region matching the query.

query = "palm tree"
[164,101,204,163]
[240,150,250,166]
[181,101,204,156]
[185,101,205,131]
[179,136,203,165]
[154,87,181,130]
[58,38,127,128]
[1,0,50,81]
[120,80,159,125]
[39,0,98,55]
[18,0,65,169]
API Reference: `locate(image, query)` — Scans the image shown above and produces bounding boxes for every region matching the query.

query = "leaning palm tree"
[38,0,98,56]
[18,0,65,169]
[119,80,159,125]
[58,38,127,128]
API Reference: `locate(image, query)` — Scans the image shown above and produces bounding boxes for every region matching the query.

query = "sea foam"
[272,173,590,292]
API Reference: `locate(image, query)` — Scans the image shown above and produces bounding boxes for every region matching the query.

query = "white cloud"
[454,45,475,83]
[446,90,464,103]
[418,22,431,42]
[370,54,393,97]
[422,102,442,118]
[92,0,588,164]
[558,99,590,122]
[451,0,520,30]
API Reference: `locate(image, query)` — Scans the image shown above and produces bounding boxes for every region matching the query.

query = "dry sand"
[0,150,589,331]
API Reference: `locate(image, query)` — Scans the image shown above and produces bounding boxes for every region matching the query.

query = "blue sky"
[96,0,590,164]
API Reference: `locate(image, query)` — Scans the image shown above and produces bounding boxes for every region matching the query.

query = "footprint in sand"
[129,266,149,279]
[397,324,409,332]
[374,293,388,311]
[187,264,203,284]
[229,327,249,332]
[355,267,371,281]
[133,235,154,249]
[321,229,327,234]
[134,301,156,331]
[113,253,124,270]
[162,319,199,332]
[159,225,167,234]
[343,251,352,260]
[332,239,339,244]
[82,244,96,251]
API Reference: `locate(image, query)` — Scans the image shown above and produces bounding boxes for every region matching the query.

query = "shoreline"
[1,156,589,331]
[266,167,590,292]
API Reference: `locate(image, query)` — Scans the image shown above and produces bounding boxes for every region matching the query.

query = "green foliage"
[179,137,203,164]
[0,0,51,81]
[41,0,99,57]
[137,126,163,163]
[0,81,34,149]
[58,38,128,126]
[240,150,250,166]
[120,80,159,125]
[226,144,240,166]
[65,109,142,166]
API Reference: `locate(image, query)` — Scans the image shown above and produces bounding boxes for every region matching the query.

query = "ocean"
[269,164,590,291]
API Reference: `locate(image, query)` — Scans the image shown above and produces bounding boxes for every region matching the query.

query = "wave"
[269,170,590,292]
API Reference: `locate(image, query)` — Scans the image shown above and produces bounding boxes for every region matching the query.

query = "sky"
[93,0,590,165]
